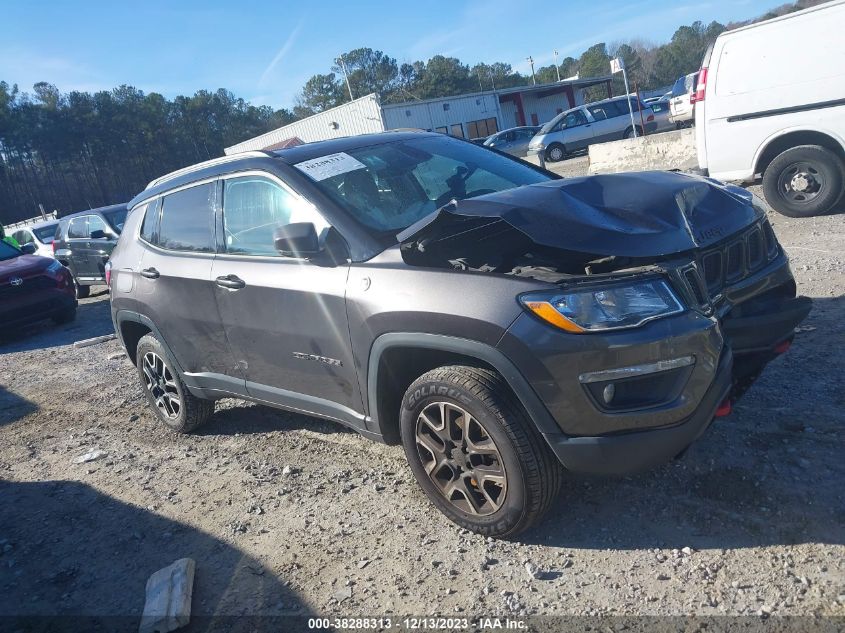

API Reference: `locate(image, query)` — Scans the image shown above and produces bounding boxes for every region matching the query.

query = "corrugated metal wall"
[224,94,386,154]
[382,94,501,138]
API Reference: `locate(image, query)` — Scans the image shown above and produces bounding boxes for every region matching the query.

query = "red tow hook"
[715,399,732,418]
[774,339,792,354]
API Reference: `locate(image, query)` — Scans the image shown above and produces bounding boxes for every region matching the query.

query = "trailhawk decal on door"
[292,352,343,367]
[294,152,367,181]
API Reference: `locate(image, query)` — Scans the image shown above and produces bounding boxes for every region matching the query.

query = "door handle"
[216,275,246,290]
[140,267,160,279]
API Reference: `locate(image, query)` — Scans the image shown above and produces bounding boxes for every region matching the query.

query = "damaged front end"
[399,171,811,409]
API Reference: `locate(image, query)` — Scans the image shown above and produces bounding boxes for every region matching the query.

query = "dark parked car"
[0,239,76,329]
[53,204,127,298]
[109,132,810,536]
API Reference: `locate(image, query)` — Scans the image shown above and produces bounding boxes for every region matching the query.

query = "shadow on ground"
[0,480,316,631]
[0,385,38,428]
[0,290,113,355]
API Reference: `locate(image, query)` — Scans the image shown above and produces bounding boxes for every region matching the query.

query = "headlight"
[520,278,684,333]
[46,260,63,273]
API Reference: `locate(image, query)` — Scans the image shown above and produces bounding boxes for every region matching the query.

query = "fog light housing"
[602,383,615,404]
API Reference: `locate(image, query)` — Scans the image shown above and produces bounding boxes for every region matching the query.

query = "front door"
[560,108,594,151]
[210,173,363,421]
[85,214,116,280]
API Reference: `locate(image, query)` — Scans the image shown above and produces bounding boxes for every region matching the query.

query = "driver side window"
[222,176,328,256]
[558,110,587,130]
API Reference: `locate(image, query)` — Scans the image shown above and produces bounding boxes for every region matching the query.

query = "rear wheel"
[545,143,566,162]
[400,365,562,537]
[762,145,845,218]
[73,277,90,299]
[624,126,643,139]
[135,334,214,433]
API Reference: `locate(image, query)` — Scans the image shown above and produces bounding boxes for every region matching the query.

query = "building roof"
[381,75,614,109]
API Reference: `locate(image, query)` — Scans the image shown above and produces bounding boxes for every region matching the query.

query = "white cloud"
[258,21,304,89]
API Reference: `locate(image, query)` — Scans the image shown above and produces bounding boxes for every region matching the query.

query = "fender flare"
[114,310,186,375]
[366,332,560,437]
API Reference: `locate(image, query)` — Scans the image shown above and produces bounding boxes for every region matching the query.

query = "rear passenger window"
[158,183,216,252]
[222,176,327,256]
[68,217,88,239]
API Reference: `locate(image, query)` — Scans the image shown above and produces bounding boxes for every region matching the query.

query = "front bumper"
[0,289,76,328]
[545,347,732,475]
[498,256,811,474]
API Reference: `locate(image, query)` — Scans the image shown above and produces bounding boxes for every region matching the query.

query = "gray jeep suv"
[109,132,810,537]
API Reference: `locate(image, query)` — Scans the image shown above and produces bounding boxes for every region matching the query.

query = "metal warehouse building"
[224,75,613,154]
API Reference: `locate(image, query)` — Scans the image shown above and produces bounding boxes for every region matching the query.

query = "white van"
[694,0,845,217]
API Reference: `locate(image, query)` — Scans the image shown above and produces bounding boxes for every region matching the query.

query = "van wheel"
[762,145,845,218]
[135,334,214,433]
[545,144,566,162]
[400,365,562,538]
[624,126,643,139]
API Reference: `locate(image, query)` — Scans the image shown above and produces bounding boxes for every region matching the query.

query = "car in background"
[695,1,845,218]
[0,238,76,329]
[11,220,59,258]
[483,126,541,157]
[649,100,675,133]
[669,72,698,127]
[53,203,127,298]
[528,95,656,162]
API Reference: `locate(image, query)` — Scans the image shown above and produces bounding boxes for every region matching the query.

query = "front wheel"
[762,145,845,218]
[135,334,214,433]
[400,365,562,538]
[545,143,566,162]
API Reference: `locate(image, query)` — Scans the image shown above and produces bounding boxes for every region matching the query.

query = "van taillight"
[104,261,112,287]
[646,113,654,122]
[692,67,707,103]
[52,240,57,253]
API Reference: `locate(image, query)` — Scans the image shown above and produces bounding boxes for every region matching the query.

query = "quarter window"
[139,202,157,243]
[157,183,216,252]
[222,176,328,256]
[88,215,107,236]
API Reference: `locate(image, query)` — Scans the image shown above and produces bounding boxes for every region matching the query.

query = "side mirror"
[90,229,108,240]
[20,243,37,255]
[274,222,320,257]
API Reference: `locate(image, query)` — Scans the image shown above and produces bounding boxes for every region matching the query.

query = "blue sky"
[2,0,781,109]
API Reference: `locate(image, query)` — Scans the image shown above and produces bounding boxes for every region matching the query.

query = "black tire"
[762,145,845,218]
[52,306,76,325]
[400,365,562,538]
[545,143,566,162]
[135,334,214,433]
[74,278,90,299]
[624,126,643,139]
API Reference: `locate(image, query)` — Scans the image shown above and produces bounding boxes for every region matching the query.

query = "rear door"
[586,103,620,143]
[137,180,240,385]
[65,216,95,278]
[210,172,362,418]
[85,214,116,280]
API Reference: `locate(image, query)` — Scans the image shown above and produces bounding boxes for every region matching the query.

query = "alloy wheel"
[414,402,507,516]
[141,352,181,419]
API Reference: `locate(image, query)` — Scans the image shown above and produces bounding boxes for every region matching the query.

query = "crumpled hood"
[398,171,762,258]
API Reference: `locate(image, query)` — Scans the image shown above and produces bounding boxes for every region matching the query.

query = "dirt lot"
[0,180,843,629]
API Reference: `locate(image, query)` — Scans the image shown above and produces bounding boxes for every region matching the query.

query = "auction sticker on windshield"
[295,152,367,181]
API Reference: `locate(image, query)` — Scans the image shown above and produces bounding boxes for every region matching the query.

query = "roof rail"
[146,151,273,190]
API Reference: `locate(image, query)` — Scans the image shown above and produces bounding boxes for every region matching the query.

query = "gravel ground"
[0,173,843,630]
